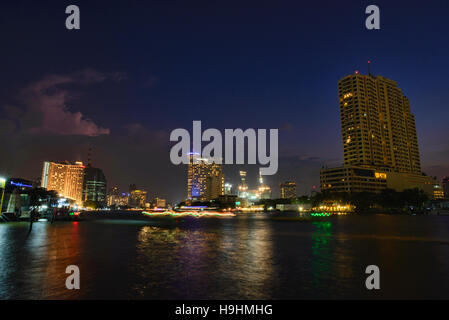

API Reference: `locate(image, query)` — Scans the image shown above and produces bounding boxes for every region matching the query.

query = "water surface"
[1,214,448,299]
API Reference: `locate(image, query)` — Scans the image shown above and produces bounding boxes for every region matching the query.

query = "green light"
[311,212,332,217]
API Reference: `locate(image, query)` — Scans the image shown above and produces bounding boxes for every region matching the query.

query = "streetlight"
[0,177,6,217]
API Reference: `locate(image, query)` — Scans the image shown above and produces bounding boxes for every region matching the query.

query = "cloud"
[5,69,124,137]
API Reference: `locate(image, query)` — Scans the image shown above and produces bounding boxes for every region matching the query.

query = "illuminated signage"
[10,181,33,188]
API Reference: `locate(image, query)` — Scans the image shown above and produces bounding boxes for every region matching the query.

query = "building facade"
[129,189,148,208]
[280,181,297,199]
[320,72,439,198]
[41,161,85,204]
[153,197,167,208]
[443,177,449,199]
[338,73,420,173]
[187,154,224,201]
[83,167,107,207]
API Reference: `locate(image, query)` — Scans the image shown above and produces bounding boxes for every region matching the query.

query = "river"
[0,214,448,299]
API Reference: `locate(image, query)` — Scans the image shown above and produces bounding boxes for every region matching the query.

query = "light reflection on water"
[310,221,333,290]
[133,218,275,299]
[0,215,449,299]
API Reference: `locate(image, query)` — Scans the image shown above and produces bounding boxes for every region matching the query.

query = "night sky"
[1,0,448,203]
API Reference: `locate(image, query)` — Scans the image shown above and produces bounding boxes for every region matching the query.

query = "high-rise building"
[224,183,233,195]
[83,167,107,207]
[442,177,449,199]
[257,169,271,199]
[237,171,248,198]
[107,186,120,207]
[41,161,85,204]
[338,73,421,173]
[320,71,439,198]
[280,181,297,199]
[187,154,224,201]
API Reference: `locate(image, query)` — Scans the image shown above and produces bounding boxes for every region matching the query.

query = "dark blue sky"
[1,0,448,202]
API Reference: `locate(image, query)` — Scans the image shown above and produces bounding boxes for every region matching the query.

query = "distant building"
[187,154,224,201]
[224,183,233,195]
[83,167,107,207]
[236,169,271,203]
[217,194,238,209]
[41,161,85,204]
[118,193,130,207]
[257,170,271,200]
[154,197,166,208]
[320,72,439,198]
[237,171,248,198]
[276,203,311,212]
[433,184,444,200]
[280,181,297,199]
[106,186,119,207]
[443,177,449,199]
[129,188,147,208]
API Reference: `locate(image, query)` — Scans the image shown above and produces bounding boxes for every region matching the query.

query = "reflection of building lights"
[238,207,264,212]
[142,210,235,218]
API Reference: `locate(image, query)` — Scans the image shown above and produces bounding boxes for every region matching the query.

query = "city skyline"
[2,0,449,304]
[1,1,449,203]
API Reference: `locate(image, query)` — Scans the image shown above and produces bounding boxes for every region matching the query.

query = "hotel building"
[320,72,440,198]
[41,161,85,205]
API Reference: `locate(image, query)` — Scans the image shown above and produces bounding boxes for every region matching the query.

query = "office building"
[83,167,107,207]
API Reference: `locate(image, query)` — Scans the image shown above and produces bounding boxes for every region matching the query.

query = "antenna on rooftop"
[87,147,92,167]
[368,60,373,76]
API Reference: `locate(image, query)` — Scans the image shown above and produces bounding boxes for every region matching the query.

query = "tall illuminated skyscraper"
[41,161,85,204]
[321,70,439,197]
[338,73,421,173]
[187,154,224,201]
